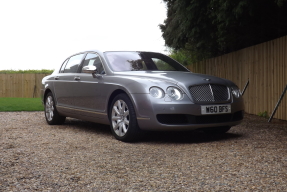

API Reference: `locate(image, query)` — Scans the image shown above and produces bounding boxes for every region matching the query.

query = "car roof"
[82,50,161,54]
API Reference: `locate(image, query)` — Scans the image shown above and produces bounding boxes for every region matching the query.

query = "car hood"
[114,71,234,88]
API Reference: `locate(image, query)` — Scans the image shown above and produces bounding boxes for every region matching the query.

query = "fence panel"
[0,74,49,98]
[189,35,287,121]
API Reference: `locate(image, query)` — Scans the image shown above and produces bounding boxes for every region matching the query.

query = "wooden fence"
[0,74,49,98]
[188,35,287,121]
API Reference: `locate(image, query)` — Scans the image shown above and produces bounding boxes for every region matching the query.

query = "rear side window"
[63,53,85,73]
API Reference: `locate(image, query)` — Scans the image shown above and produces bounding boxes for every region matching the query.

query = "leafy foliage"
[258,111,269,119]
[160,0,287,61]
[0,69,53,74]
[168,48,197,66]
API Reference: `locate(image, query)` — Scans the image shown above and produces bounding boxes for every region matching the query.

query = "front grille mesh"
[189,84,229,102]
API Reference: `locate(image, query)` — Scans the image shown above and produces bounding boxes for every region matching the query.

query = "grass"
[0,97,44,111]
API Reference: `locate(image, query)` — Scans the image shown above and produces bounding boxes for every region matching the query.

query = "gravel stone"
[1,112,287,191]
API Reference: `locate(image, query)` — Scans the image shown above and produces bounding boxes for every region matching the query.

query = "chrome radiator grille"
[189,84,229,102]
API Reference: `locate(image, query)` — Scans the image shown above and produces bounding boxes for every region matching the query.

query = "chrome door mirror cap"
[82,66,97,74]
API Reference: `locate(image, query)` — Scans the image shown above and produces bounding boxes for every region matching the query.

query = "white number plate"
[201,105,231,115]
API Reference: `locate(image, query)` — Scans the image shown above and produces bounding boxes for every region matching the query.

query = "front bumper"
[131,93,244,131]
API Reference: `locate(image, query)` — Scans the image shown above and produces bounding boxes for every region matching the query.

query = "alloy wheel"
[45,96,54,121]
[111,99,130,137]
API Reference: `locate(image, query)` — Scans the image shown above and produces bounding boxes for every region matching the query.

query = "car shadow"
[141,130,243,144]
[58,119,243,144]
[59,118,112,136]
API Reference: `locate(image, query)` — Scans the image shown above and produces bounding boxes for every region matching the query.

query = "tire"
[202,126,231,134]
[109,93,141,142]
[44,92,66,125]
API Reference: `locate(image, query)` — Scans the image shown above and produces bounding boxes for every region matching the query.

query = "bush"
[258,111,269,118]
[0,69,54,74]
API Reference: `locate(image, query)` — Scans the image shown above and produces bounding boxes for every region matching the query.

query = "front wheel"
[109,94,141,142]
[44,92,66,125]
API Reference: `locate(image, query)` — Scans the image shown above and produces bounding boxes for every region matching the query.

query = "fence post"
[268,84,287,122]
[241,79,249,96]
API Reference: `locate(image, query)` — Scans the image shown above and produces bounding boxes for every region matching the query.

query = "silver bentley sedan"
[41,50,244,141]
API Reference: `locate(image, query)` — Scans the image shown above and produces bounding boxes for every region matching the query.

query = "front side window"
[63,53,85,73]
[81,53,105,74]
[104,52,188,72]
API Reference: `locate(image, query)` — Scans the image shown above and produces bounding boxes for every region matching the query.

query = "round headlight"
[232,86,241,98]
[166,87,183,100]
[150,87,164,99]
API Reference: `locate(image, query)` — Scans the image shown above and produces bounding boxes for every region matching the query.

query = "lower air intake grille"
[189,84,229,102]
[156,111,244,125]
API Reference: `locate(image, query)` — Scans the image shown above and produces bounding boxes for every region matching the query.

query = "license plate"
[201,105,231,115]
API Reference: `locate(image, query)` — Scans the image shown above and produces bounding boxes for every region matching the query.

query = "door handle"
[74,76,80,81]
[54,76,59,80]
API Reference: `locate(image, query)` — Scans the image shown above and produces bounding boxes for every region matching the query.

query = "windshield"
[104,51,189,72]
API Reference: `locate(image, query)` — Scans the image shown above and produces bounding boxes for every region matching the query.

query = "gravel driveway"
[1,112,287,191]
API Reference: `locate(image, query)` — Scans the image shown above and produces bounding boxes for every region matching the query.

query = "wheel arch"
[44,89,52,101]
[107,89,135,120]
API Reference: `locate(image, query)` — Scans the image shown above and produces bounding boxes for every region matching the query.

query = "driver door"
[72,52,107,118]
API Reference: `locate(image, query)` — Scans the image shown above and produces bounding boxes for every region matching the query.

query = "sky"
[0,0,167,70]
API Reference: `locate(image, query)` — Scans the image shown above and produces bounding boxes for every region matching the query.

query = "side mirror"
[82,66,97,74]
[82,66,101,78]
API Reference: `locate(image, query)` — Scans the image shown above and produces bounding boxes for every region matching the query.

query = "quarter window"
[63,53,85,73]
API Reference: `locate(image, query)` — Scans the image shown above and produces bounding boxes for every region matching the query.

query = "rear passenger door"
[53,53,85,108]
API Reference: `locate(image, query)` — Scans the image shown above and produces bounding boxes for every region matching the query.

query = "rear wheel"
[202,126,231,134]
[109,93,141,142]
[44,92,66,125]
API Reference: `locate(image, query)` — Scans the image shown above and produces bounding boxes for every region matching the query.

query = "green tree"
[168,48,195,66]
[160,0,287,61]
